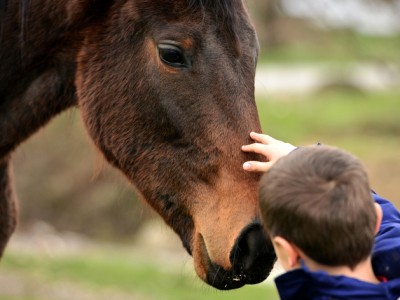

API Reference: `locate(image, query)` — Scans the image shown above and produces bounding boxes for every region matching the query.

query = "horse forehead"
[132,0,252,55]
[132,0,248,30]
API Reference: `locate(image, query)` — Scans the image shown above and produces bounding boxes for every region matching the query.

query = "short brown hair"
[259,146,376,269]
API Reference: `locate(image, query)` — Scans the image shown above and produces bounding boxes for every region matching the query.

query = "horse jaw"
[189,169,275,290]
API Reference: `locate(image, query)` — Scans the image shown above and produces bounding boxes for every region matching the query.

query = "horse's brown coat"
[0,0,275,290]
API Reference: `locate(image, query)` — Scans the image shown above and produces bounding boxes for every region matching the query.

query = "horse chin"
[194,233,272,290]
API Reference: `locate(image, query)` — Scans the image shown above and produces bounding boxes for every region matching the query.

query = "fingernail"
[243,162,252,170]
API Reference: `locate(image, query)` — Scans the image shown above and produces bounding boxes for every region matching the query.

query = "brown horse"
[0,0,276,290]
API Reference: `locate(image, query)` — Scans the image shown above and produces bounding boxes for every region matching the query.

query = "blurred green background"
[2,1,399,299]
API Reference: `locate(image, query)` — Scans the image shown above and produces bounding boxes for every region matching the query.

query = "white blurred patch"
[282,0,400,36]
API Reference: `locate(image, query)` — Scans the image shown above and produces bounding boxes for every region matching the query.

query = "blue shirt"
[275,267,400,300]
[372,193,400,279]
[274,193,400,300]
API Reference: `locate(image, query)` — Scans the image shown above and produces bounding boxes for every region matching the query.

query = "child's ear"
[374,203,383,235]
[273,236,301,270]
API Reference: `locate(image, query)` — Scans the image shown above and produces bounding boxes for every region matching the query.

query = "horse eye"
[158,44,189,68]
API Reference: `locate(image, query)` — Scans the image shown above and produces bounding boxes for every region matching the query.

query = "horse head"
[75,0,275,290]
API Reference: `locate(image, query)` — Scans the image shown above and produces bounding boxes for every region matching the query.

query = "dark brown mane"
[187,0,240,20]
[0,0,11,45]
[186,0,242,55]
[0,0,9,14]
[0,0,29,30]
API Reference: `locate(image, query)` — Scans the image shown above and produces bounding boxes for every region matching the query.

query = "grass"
[260,32,400,65]
[256,89,400,205]
[1,251,279,300]
[1,298,40,300]
[257,89,400,143]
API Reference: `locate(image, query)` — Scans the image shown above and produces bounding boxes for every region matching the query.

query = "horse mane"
[0,0,7,47]
[187,0,239,18]
[0,0,8,12]
[0,0,30,51]
[0,0,30,23]
[0,0,244,56]
[186,0,243,56]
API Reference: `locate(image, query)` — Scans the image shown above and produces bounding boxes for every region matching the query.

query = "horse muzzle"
[195,222,276,290]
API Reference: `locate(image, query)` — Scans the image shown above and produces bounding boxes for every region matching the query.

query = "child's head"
[259,145,380,270]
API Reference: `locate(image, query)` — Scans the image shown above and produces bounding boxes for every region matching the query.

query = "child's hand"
[241,132,296,172]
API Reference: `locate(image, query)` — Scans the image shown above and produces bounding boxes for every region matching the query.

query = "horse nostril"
[230,223,276,281]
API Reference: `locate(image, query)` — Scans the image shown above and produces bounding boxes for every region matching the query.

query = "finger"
[243,161,274,173]
[250,132,278,145]
[241,143,271,156]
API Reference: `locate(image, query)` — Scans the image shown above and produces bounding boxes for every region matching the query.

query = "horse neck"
[0,1,96,158]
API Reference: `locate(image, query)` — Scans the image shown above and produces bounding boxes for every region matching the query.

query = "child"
[242,132,400,299]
